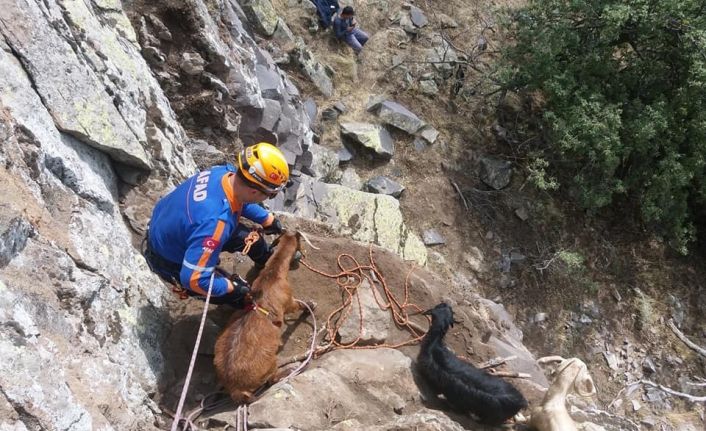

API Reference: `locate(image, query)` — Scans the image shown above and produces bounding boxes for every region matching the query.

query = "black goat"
[417,303,528,426]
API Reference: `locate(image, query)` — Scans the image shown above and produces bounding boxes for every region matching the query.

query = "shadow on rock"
[136,302,236,415]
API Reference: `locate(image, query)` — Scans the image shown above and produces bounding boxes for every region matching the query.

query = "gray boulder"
[340,167,363,190]
[180,51,206,75]
[303,98,318,124]
[0,217,34,269]
[479,156,513,190]
[400,14,419,35]
[410,6,428,28]
[419,79,439,96]
[374,100,427,134]
[1,1,159,171]
[300,143,340,182]
[242,0,279,36]
[426,37,459,77]
[292,45,333,97]
[366,175,405,198]
[272,18,296,44]
[418,125,440,144]
[273,176,427,264]
[422,229,446,246]
[340,122,394,160]
[338,280,392,345]
[242,349,419,430]
[260,99,283,131]
[256,63,283,99]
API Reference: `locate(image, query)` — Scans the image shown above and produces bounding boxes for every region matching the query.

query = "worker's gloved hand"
[263,217,283,235]
[230,274,251,300]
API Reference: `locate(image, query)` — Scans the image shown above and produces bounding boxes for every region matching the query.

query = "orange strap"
[171,281,189,300]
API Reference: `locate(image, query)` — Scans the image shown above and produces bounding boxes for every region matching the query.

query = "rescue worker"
[144,142,289,306]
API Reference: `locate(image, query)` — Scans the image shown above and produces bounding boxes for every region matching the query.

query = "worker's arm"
[180,218,233,296]
[242,204,282,235]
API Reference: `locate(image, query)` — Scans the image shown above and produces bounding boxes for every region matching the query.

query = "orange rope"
[241,231,260,255]
[300,244,429,357]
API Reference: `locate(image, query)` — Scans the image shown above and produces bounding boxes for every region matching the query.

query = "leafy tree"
[501,0,706,252]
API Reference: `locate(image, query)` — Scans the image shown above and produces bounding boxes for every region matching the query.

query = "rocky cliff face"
[0,1,626,430]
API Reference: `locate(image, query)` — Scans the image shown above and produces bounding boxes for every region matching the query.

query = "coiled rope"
[300,243,429,356]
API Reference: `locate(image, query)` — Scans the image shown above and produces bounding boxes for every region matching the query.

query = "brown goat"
[214,231,307,403]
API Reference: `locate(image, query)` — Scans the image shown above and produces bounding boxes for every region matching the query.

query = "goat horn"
[298,230,320,250]
[537,355,565,365]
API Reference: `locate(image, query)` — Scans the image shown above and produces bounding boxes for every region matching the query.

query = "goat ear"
[270,234,281,248]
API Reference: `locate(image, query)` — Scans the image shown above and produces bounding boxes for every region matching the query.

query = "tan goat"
[214,230,307,403]
[529,356,597,431]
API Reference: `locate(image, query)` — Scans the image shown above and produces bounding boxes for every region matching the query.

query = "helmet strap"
[236,169,277,196]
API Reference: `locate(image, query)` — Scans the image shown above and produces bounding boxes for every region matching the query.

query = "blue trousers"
[345,28,369,53]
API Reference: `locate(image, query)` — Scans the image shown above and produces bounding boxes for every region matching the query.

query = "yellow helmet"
[237,142,289,195]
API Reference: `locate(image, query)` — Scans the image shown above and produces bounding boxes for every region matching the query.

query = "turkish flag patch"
[202,237,220,250]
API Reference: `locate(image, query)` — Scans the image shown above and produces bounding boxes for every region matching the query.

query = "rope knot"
[241,230,260,255]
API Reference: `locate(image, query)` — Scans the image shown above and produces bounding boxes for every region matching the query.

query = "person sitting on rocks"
[333,6,369,55]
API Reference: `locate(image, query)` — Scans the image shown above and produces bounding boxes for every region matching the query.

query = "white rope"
[278,300,318,382]
[171,273,215,431]
[237,300,319,431]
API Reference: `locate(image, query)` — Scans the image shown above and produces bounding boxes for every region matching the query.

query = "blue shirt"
[333,16,354,39]
[148,164,270,296]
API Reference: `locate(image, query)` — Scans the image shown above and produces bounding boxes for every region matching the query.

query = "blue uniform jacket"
[148,165,270,296]
[333,16,354,39]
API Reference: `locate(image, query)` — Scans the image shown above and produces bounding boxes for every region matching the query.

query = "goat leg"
[290,298,316,315]
[270,363,299,383]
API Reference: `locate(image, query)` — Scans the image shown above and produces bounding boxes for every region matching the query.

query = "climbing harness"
[171,281,190,300]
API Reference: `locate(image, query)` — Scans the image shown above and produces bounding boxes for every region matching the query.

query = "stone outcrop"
[242,0,279,36]
[291,44,334,97]
[271,176,427,264]
[337,280,392,344]
[0,1,196,429]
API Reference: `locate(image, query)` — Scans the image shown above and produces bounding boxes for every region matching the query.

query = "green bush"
[501,0,706,252]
